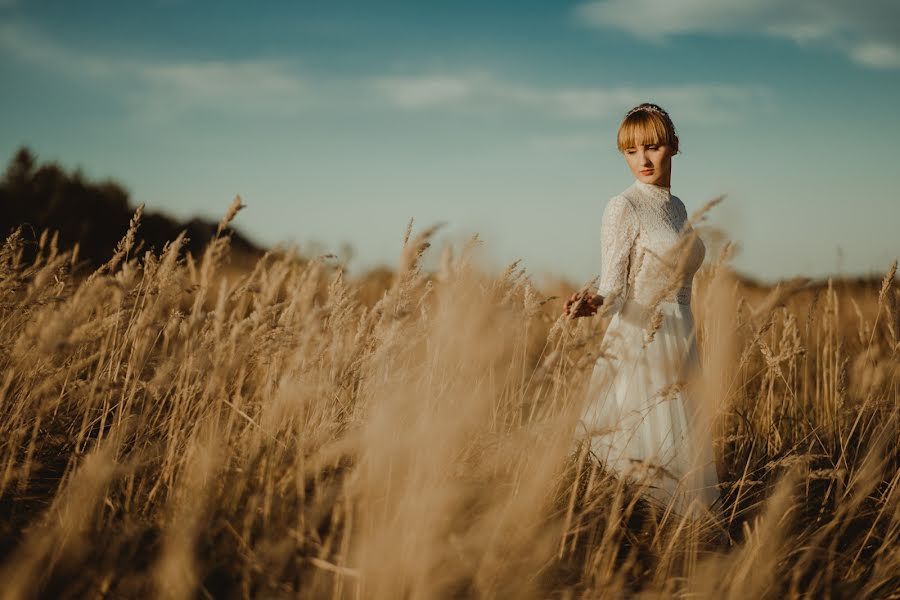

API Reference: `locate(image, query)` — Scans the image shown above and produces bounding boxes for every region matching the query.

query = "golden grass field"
[0,201,897,599]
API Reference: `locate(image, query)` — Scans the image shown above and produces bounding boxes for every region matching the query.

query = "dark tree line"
[0,146,263,270]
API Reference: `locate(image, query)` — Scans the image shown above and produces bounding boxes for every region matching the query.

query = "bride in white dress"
[565,102,721,517]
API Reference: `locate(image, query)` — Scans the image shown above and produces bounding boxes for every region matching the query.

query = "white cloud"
[527,133,605,152]
[0,22,309,118]
[575,0,900,70]
[372,72,774,123]
[0,22,119,76]
[1,20,776,125]
[138,61,307,116]
[574,0,900,69]
[372,74,480,108]
[849,41,900,69]
[371,72,541,112]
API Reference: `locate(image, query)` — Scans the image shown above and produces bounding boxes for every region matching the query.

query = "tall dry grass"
[0,204,897,599]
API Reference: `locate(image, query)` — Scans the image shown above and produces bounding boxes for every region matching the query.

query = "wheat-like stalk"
[0,206,895,600]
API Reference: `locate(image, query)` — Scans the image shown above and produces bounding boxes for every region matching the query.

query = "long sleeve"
[596,195,639,316]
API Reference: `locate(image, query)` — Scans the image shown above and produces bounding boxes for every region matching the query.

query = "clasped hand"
[563,291,604,318]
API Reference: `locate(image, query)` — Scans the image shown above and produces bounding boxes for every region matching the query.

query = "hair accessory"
[625,104,668,119]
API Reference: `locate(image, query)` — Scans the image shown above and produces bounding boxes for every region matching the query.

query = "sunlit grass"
[0,205,897,599]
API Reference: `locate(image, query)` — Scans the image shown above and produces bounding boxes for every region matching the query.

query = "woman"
[564,102,720,517]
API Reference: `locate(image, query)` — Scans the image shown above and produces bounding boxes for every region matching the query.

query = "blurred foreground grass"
[0,204,897,599]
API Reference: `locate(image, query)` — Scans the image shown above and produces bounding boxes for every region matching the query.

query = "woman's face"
[623,143,675,187]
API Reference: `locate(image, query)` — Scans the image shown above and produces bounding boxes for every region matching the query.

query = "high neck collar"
[632,178,672,202]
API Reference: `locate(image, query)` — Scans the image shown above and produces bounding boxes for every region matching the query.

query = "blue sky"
[2,1,899,285]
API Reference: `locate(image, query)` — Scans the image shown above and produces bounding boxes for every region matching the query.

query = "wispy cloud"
[372,72,775,122]
[848,41,900,69]
[372,74,481,109]
[0,22,310,118]
[138,61,307,116]
[0,22,119,76]
[1,20,776,125]
[526,132,606,152]
[574,0,900,69]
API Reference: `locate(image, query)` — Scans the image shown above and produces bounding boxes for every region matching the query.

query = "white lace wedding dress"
[575,178,721,516]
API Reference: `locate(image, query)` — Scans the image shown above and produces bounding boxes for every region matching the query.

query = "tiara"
[625,104,668,119]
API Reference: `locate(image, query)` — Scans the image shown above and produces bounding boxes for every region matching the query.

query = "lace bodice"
[596,179,706,315]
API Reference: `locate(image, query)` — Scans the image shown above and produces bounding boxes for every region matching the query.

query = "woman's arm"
[563,195,638,319]
[595,195,639,316]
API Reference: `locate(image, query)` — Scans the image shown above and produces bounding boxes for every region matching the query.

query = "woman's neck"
[635,178,671,193]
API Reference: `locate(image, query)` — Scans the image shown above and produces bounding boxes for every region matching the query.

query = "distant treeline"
[0,146,263,270]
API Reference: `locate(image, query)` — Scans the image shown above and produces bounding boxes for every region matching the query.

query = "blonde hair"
[616,102,680,155]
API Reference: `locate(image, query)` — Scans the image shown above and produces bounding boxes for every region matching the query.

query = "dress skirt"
[575,299,720,516]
